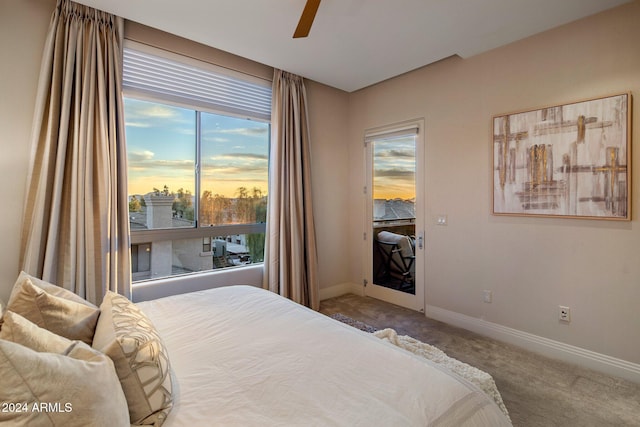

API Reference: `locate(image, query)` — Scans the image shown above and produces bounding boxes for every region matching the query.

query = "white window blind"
[123,44,271,121]
[364,124,419,143]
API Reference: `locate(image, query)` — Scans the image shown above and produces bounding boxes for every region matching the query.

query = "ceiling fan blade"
[293,0,321,38]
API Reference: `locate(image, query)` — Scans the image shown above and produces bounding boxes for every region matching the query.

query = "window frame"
[123,41,271,279]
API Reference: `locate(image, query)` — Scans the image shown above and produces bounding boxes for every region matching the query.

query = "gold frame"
[492,92,631,220]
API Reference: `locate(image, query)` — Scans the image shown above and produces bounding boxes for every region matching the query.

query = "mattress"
[137,285,512,426]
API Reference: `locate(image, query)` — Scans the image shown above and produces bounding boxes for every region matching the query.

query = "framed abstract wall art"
[492,93,631,220]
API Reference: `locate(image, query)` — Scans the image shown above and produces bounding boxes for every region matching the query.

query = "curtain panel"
[20,0,130,304]
[264,70,319,310]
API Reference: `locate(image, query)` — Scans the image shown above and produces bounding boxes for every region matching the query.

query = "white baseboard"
[319,282,364,301]
[426,304,640,384]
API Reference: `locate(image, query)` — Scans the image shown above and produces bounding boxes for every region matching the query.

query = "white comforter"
[137,285,511,426]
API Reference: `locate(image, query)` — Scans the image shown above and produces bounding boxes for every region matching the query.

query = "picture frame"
[492,93,631,220]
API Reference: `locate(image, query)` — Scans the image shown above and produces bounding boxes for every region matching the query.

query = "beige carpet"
[320,293,640,427]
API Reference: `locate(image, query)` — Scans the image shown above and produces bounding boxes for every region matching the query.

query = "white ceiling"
[75,0,630,92]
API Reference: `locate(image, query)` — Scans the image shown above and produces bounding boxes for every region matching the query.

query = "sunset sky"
[125,98,269,199]
[126,97,413,202]
[373,136,416,200]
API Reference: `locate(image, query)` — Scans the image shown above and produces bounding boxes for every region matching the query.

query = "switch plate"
[559,306,571,322]
[483,290,492,303]
[436,215,448,226]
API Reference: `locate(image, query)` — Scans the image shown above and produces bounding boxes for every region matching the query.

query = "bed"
[137,285,511,426]
[0,273,511,426]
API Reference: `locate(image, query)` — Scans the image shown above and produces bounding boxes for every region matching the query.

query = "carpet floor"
[319,293,640,427]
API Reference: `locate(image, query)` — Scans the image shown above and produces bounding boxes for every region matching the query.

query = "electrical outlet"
[559,306,571,322]
[483,290,492,303]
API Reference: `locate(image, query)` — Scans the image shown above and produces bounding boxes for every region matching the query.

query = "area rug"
[329,313,510,421]
[329,313,378,332]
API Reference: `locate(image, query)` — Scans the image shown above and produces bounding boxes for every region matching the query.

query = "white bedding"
[137,285,512,426]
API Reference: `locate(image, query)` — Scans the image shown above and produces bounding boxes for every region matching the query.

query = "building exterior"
[130,193,254,282]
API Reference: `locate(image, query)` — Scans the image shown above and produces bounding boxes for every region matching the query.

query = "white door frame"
[363,118,425,312]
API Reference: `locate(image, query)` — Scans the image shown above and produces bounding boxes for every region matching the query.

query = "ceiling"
[75,0,631,92]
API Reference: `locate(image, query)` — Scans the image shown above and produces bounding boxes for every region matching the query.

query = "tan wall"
[305,80,351,290]
[0,0,55,301]
[347,1,640,364]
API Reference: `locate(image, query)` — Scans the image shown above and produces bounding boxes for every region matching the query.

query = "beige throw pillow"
[10,271,98,309]
[0,311,72,354]
[5,277,99,345]
[93,291,173,426]
[0,335,129,426]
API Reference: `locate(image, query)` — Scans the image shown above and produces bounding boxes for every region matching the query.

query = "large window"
[123,43,271,283]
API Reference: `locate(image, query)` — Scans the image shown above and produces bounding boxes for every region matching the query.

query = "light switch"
[436,215,448,226]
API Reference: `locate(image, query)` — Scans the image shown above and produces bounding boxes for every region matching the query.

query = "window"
[365,126,418,225]
[123,42,271,282]
[366,125,419,295]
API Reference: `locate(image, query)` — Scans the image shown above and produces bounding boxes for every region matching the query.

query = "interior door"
[364,120,425,312]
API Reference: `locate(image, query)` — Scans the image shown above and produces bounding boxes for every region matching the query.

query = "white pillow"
[0,326,129,426]
[93,291,173,426]
[0,311,72,353]
[5,276,99,344]
[10,271,97,309]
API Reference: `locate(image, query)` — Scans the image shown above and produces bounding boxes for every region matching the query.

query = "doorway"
[364,120,425,312]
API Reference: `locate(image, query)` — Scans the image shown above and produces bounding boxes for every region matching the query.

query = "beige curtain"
[264,70,319,310]
[20,0,130,304]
